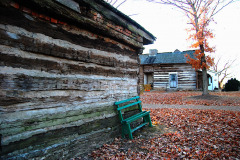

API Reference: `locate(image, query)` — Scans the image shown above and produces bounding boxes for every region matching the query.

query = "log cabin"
[0,0,155,159]
[139,49,203,91]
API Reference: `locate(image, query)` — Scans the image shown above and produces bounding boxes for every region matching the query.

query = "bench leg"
[121,125,126,138]
[122,124,133,139]
[147,114,153,127]
[144,114,153,127]
[127,123,133,139]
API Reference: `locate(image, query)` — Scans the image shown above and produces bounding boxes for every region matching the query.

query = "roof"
[140,50,196,65]
[91,0,156,43]
[3,0,156,46]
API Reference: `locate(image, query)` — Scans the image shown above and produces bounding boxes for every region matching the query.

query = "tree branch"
[212,0,235,16]
[116,0,127,8]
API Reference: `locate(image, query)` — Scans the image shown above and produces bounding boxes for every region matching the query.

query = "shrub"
[224,78,240,91]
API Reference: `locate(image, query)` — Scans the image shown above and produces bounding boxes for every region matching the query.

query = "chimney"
[174,49,181,53]
[149,49,158,56]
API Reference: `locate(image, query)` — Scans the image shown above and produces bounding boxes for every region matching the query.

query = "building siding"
[141,64,196,90]
[0,1,155,159]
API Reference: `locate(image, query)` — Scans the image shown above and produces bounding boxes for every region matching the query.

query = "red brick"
[10,2,19,9]
[116,26,123,32]
[93,15,97,21]
[31,12,38,17]
[51,18,58,23]
[39,14,45,19]
[22,7,31,14]
[125,29,131,34]
[124,32,130,37]
[45,16,50,21]
[58,21,67,25]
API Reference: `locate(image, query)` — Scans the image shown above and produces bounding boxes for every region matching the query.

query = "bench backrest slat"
[114,96,140,105]
[117,101,141,111]
[115,96,143,122]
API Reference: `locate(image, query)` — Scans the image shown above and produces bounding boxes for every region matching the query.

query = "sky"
[115,0,240,83]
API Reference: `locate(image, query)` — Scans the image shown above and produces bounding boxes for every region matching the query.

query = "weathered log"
[0,0,155,159]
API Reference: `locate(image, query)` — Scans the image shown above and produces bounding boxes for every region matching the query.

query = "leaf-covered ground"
[141,91,240,106]
[89,108,240,159]
[74,92,240,159]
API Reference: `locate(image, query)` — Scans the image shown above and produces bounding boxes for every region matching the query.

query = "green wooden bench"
[115,96,152,139]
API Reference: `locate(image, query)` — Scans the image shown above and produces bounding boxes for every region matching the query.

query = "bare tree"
[105,0,127,8]
[147,0,235,95]
[213,57,237,88]
[105,0,140,16]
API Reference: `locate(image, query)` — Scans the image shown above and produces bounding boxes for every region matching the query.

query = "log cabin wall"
[139,65,144,88]
[141,64,197,90]
[0,0,155,159]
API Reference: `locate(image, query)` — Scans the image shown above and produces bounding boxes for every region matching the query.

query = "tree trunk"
[200,44,209,95]
[219,78,225,89]
[202,67,209,95]
[191,6,209,95]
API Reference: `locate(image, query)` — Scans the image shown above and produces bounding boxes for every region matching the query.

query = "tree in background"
[105,0,139,16]
[212,57,237,88]
[184,7,215,94]
[147,0,234,95]
[224,78,240,91]
[104,0,127,8]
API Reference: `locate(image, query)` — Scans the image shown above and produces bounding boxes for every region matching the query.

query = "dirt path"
[142,104,240,111]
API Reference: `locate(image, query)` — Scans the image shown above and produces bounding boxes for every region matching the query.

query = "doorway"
[169,73,177,88]
[144,73,153,85]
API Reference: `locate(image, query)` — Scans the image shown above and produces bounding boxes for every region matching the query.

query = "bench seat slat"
[117,101,141,111]
[115,96,140,105]
[123,111,150,124]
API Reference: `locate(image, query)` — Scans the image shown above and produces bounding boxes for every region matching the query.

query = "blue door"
[169,74,177,88]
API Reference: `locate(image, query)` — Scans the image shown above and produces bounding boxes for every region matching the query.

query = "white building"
[208,70,219,91]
